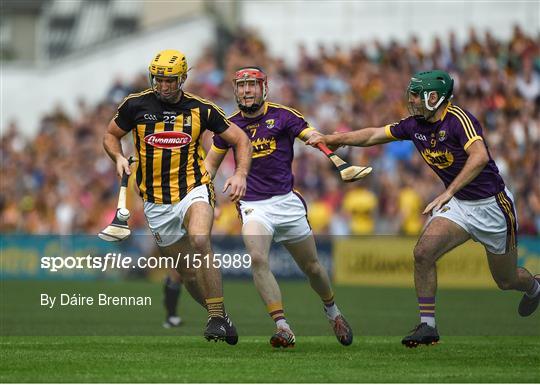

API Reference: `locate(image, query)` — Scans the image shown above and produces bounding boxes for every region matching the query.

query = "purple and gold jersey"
[212,102,314,201]
[385,102,505,200]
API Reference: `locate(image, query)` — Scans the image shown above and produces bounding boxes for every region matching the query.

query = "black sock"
[164,277,181,318]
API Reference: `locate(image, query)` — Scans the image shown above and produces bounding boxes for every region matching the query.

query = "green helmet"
[407,70,454,117]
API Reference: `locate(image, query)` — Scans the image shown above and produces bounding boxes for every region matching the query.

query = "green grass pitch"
[1,280,539,382]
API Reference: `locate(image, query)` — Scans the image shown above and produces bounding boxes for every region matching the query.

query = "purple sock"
[418,296,436,327]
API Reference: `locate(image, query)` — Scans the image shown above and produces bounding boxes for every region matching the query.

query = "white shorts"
[144,184,214,247]
[431,188,518,254]
[239,191,312,243]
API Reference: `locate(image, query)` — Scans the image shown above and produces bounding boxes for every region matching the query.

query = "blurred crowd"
[2,25,539,236]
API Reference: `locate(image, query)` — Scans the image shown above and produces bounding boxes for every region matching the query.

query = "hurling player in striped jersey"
[104,50,252,344]
[205,67,353,348]
[308,70,540,348]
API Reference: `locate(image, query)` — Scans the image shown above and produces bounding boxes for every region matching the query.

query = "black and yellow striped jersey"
[114,89,230,204]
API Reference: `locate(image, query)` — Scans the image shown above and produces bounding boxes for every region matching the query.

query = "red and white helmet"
[233,66,268,113]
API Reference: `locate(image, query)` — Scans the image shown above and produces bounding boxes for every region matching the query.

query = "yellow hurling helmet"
[148,49,188,100]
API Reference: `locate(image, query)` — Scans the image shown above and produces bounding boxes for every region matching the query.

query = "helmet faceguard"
[407,70,454,121]
[148,50,188,103]
[233,67,268,114]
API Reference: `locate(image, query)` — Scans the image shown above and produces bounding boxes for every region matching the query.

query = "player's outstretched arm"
[301,130,341,151]
[306,126,394,148]
[103,119,131,177]
[217,123,252,202]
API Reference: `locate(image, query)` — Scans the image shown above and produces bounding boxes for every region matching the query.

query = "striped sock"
[526,278,540,297]
[267,302,288,328]
[322,294,340,319]
[205,297,225,318]
[323,294,335,307]
[418,296,436,327]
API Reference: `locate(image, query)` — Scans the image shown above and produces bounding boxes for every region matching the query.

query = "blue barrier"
[0,235,333,280]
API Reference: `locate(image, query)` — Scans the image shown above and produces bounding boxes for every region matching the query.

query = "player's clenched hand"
[115,155,131,177]
[306,132,327,147]
[223,172,247,202]
[423,191,453,215]
[306,132,342,151]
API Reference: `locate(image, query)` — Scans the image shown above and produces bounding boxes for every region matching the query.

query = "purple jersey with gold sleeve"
[212,102,314,201]
[385,102,505,200]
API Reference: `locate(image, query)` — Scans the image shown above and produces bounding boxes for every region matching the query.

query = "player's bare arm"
[300,130,321,143]
[103,119,131,177]
[423,139,489,215]
[306,126,394,148]
[303,129,373,181]
[218,122,252,202]
[301,130,342,151]
[301,130,338,149]
[204,147,227,180]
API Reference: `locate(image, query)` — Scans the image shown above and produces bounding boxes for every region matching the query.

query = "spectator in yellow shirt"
[342,187,378,234]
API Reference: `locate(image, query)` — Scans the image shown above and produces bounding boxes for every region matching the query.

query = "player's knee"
[188,235,211,253]
[413,244,435,265]
[302,260,323,278]
[250,252,270,270]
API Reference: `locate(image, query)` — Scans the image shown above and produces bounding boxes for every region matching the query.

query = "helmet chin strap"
[236,91,264,114]
[420,91,446,121]
[235,78,267,114]
[423,91,445,111]
[238,102,263,114]
[151,75,186,102]
[158,90,181,103]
